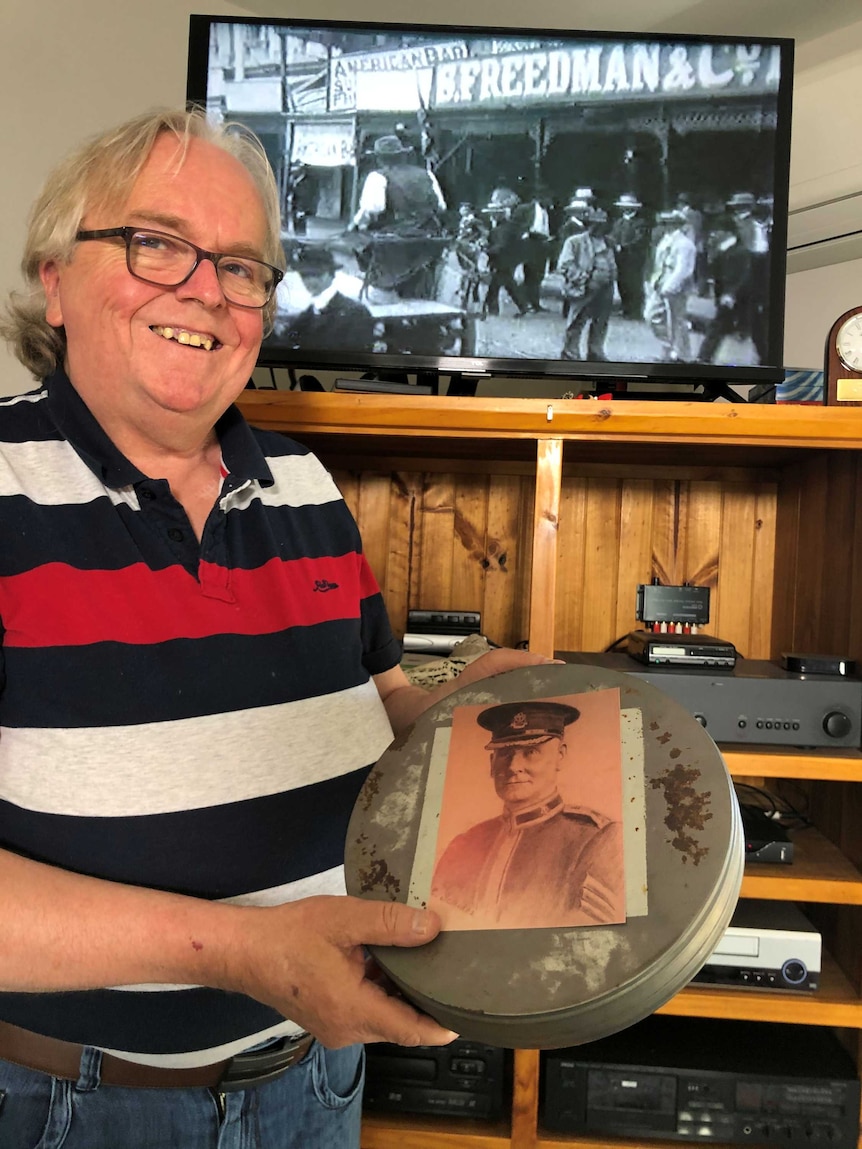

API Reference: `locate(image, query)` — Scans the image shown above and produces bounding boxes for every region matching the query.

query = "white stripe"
[0,388,45,409]
[0,438,139,510]
[0,681,393,816]
[98,1021,308,1069]
[220,451,341,513]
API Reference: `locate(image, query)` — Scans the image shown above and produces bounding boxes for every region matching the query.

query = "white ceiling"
[235,0,862,43]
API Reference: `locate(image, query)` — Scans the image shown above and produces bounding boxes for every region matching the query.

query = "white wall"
[2,0,860,392]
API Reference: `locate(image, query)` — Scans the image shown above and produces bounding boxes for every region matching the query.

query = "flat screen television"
[186,15,794,395]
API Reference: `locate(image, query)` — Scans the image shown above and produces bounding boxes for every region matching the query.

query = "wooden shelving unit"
[237,391,862,1149]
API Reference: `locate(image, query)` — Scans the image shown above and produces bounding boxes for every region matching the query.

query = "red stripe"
[1,553,376,648]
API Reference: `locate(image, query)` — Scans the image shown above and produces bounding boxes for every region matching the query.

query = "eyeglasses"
[74,226,283,309]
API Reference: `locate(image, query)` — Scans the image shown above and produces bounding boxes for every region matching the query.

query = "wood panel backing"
[333,467,535,647]
[552,473,778,656]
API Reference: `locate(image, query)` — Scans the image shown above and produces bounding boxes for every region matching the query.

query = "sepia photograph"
[428,689,625,930]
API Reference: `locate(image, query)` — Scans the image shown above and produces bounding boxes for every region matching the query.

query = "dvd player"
[691,900,820,992]
[627,630,737,667]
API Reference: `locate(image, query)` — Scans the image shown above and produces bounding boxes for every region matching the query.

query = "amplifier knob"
[823,711,852,739]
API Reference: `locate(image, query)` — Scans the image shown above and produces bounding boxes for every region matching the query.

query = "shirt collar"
[44,365,273,490]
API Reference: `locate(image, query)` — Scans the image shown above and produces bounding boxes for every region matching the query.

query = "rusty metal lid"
[345,663,743,1049]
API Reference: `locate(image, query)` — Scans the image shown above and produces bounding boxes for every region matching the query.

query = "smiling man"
[0,107,548,1149]
[432,701,624,929]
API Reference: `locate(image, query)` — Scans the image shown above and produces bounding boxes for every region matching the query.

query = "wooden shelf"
[239,392,862,454]
[725,745,862,782]
[245,390,862,1149]
[659,950,862,1027]
[739,826,862,902]
[361,1112,510,1149]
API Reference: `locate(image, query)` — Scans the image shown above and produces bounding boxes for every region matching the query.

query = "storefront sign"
[432,43,781,108]
[291,120,356,167]
[331,41,469,111]
[331,40,781,114]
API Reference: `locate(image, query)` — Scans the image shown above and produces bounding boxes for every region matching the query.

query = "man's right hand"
[224,895,458,1049]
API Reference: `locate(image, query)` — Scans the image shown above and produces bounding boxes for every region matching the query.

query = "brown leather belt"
[0,1019,314,1091]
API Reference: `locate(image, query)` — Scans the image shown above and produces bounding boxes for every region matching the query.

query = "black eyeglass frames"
[74,227,283,309]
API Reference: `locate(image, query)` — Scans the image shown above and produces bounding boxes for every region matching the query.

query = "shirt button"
[168,528,184,542]
[140,488,155,500]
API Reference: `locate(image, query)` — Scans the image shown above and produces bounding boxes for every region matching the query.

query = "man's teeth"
[152,325,215,351]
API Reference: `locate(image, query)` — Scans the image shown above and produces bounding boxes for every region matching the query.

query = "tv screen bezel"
[186,14,795,388]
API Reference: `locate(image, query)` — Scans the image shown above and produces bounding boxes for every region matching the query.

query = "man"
[0,107,544,1149]
[453,202,490,313]
[351,134,447,299]
[482,189,529,318]
[432,701,624,928]
[648,208,697,361]
[512,185,552,312]
[698,192,769,365]
[557,206,618,362]
[273,244,374,353]
[609,192,649,320]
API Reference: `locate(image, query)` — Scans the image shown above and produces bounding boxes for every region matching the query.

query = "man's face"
[301,270,332,298]
[490,737,567,811]
[39,133,268,436]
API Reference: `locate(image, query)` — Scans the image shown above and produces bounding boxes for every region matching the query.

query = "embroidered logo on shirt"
[313,579,339,593]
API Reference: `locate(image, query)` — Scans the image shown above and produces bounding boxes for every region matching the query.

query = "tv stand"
[334,370,438,396]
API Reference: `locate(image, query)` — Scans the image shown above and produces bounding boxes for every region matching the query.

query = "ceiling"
[235,0,862,44]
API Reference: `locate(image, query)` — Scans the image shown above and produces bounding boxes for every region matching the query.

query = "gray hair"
[1,106,283,379]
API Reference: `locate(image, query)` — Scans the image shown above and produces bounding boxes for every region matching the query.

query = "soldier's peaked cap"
[478,700,580,748]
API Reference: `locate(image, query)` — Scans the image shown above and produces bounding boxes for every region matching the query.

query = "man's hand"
[227,896,457,1049]
[375,647,562,734]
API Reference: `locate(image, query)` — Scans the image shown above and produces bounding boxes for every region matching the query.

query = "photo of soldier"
[558,207,618,361]
[609,193,649,320]
[430,697,625,930]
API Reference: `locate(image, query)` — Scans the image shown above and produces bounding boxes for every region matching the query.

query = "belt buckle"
[218,1034,312,1092]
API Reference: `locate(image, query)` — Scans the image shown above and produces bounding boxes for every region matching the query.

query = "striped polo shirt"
[0,368,401,1065]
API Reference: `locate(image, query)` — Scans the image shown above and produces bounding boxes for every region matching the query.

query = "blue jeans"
[0,1042,364,1148]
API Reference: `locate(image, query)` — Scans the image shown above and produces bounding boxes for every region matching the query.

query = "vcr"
[542,1015,860,1147]
[555,652,862,748]
[363,1039,508,1120]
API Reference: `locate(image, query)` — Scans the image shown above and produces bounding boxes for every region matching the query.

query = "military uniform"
[432,700,624,927]
[432,794,623,927]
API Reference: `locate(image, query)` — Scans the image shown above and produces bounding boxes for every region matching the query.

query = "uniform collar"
[44,365,273,490]
[506,792,564,829]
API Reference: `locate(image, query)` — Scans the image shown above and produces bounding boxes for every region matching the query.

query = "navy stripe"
[1,765,371,897]
[0,390,54,443]
[1,613,397,727]
[0,987,283,1054]
[0,488,362,578]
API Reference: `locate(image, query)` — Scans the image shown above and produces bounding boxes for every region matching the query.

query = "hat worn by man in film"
[478,700,580,749]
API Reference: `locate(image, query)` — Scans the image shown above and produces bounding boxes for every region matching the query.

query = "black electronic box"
[363,1039,509,1120]
[542,1015,860,1147]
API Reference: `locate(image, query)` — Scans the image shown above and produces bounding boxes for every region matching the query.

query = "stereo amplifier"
[555,652,862,748]
[363,1039,508,1120]
[542,1014,860,1147]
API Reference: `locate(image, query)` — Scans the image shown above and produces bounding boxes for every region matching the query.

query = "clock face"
[836,313,862,372]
